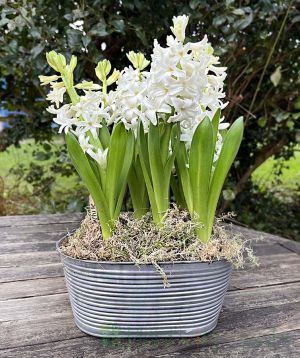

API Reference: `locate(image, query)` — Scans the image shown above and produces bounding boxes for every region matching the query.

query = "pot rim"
[57,234,229,267]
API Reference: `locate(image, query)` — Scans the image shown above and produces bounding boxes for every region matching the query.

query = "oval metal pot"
[57,237,231,338]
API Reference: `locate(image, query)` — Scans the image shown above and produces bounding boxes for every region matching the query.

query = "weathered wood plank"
[250,252,300,266]
[224,282,300,311]
[225,224,291,244]
[1,231,66,244]
[2,222,80,235]
[0,252,60,268]
[0,213,84,227]
[1,330,299,358]
[0,316,85,350]
[250,243,291,256]
[0,301,299,351]
[279,240,300,254]
[231,253,300,289]
[0,264,63,283]
[0,277,67,301]
[0,242,56,255]
[157,330,300,358]
[0,294,71,322]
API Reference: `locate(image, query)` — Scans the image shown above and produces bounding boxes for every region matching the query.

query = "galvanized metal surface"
[57,237,232,338]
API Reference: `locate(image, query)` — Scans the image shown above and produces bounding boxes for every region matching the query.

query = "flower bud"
[170,15,189,42]
[63,65,74,87]
[75,81,101,90]
[95,60,112,82]
[46,51,67,73]
[50,81,65,89]
[127,51,150,71]
[107,69,120,86]
[39,75,60,86]
[69,55,77,71]
[56,53,67,72]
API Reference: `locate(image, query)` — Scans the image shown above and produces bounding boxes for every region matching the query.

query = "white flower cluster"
[42,15,229,164]
[46,91,110,167]
[112,14,229,143]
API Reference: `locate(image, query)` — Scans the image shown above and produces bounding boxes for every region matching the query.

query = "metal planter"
[57,237,231,338]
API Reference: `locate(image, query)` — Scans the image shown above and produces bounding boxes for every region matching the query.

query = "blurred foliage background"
[0,0,299,240]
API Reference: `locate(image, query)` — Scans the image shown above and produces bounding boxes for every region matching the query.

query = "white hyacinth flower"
[170,15,189,42]
[46,104,78,133]
[87,148,108,169]
[46,86,66,108]
[77,134,94,153]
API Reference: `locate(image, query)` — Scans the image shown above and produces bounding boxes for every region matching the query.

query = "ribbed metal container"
[57,237,231,338]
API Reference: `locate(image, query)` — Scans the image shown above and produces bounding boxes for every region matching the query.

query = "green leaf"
[138,124,151,177]
[233,11,253,30]
[270,66,281,87]
[138,125,159,223]
[148,123,166,217]
[232,9,245,16]
[211,109,221,162]
[258,117,267,127]
[98,124,111,149]
[213,16,226,27]
[31,43,45,58]
[113,129,134,219]
[189,117,214,243]
[128,157,149,218]
[160,123,171,165]
[171,124,193,212]
[207,117,244,240]
[175,141,193,213]
[66,132,111,239]
[189,0,201,10]
[105,122,128,218]
[112,19,125,32]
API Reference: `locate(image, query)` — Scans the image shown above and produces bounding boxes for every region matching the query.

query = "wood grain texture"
[2,231,67,244]
[231,253,300,289]
[156,330,300,358]
[0,277,67,301]
[0,213,299,357]
[1,330,299,358]
[0,251,60,268]
[2,221,80,235]
[1,242,56,254]
[0,263,63,283]
[0,213,83,227]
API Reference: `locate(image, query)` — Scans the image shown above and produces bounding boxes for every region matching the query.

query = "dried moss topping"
[61,207,258,270]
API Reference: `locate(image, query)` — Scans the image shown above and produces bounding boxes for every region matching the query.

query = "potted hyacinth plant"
[40,15,255,338]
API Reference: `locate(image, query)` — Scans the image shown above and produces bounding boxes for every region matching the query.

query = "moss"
[61,207,258,272]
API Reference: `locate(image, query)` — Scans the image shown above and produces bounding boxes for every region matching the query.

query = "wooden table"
[0,213,299,357]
